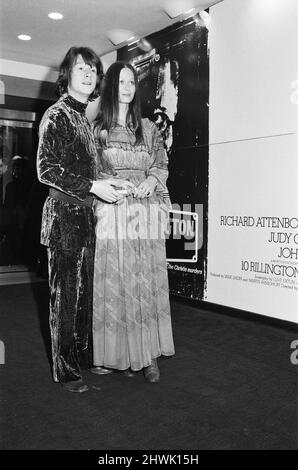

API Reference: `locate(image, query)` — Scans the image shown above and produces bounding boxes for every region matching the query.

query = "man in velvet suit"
[37,47,133,393]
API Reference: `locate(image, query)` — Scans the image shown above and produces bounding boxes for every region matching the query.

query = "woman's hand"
[133,176,157,199]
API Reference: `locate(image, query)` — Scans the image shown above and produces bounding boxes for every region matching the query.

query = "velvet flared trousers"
[47,246,94,383]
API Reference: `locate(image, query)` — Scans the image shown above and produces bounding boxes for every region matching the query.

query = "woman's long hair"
[55,46,103,101]
[94,61,143,145]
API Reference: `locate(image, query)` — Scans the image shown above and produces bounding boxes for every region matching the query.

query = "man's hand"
[90,180,122,203]
[133,176,157,199]
[109,178,136,192]
[90,179,135,203]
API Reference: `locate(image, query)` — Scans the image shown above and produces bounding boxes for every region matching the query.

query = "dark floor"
[0,282,297,450]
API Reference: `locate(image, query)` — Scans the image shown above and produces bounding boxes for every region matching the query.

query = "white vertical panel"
[209,0,298,143]
[207,0,298,322]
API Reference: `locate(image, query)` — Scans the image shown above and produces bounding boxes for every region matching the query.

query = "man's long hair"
[55,46,103,101]
[94,61,143,145]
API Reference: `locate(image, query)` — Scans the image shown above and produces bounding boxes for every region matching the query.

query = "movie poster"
[118,12,209,300]
[206,134,298,322]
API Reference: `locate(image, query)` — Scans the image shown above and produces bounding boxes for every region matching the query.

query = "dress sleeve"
[37,109,93,200]
[146,119,169,191]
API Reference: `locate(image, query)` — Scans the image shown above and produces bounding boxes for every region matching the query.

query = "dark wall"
[0,75,56,114]
[0,76,54,266]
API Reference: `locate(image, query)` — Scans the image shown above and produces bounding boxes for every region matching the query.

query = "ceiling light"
[18,34,31,41]
[163,0,197,19]
[48,12,63,20]
[127,36,137,43]
[199,11,211,29]
[137,38,152,52]
[106,29,136,46]
[185,8,195,15]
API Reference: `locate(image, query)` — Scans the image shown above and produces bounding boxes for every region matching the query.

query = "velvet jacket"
[37,95,97,249]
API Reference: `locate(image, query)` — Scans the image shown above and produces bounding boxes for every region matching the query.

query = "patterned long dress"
[93,118,175,371]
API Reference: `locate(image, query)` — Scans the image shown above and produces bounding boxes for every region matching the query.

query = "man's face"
[68,55,97,102]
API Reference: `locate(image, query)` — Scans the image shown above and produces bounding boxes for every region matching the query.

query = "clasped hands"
[90,176,157,204]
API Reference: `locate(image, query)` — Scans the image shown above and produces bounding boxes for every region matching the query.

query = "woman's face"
[118,68,136,105]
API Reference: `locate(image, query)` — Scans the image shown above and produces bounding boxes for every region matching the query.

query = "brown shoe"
[61,379,89,393]
[144,359,160,383]
[88,366,113,375]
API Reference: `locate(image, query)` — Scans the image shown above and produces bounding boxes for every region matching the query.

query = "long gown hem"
[94,352,175,372]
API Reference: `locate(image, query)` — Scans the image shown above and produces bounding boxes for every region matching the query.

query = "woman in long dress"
[92,61,175,383]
